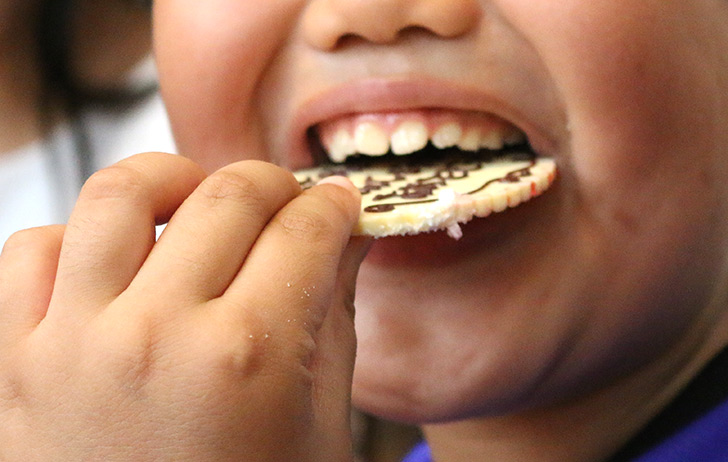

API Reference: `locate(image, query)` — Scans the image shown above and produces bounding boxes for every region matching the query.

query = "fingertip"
[316,175,361,198]
[315,175,362,226]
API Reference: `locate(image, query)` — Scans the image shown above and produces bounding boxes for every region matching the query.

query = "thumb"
[310,235,372,454]
[335,236,373,325]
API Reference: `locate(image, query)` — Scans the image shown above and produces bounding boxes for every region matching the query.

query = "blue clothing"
[632,398,728,462]
[401,442,431,462]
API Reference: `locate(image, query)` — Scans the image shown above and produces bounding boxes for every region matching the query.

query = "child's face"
[154,1,728,422]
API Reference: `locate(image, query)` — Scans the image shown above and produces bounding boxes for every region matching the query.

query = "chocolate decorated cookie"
[295,152,556,239]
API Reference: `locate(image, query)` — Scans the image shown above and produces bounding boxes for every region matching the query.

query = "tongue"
[316,109,525,162]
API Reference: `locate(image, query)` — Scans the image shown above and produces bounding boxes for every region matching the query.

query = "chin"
[350,342,555,424]
[348,277,576,424]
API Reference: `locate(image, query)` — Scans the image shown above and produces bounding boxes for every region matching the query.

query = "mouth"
[291,85,557,239]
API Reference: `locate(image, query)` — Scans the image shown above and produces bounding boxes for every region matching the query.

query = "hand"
[0,152,368,461]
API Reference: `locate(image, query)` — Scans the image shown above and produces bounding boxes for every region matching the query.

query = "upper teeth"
[317,113,526,163]
[431,123,463,149]
[355,122,390,156]
[391,121,429,155]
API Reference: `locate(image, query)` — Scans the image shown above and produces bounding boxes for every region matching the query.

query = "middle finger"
[128,160,302,302]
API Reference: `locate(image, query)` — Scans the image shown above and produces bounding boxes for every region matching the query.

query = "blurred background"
[0,0,172,244]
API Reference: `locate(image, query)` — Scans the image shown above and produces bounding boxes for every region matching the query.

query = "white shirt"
[0,91,176,246]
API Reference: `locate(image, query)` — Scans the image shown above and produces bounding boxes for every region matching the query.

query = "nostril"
[411,0,482,39]
[335,29,401,49]
[302,0,481,51]
[334,26,454,50]
[334,33,370,50]
[335,26,432,49]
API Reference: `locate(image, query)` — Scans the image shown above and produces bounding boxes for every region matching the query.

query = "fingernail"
[316,175,360,195]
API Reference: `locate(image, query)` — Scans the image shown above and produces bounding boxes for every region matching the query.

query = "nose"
[302,0,481,50]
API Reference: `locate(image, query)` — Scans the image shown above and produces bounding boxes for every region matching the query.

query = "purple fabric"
[633,398,728,462]
[401,442,431,462]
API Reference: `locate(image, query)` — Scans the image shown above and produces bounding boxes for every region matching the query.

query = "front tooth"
[480,130,504,150]
[355,122,390,156]
[328,128,356,163]
[391,121,428,155]
[457,128,481,152]
[431,122,463,149]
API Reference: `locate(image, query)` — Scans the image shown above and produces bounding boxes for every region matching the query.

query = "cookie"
[295,153,556,239]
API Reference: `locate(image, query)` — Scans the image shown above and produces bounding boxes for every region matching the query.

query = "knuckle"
[198,161,302,210]
[197,168,267,210]
[81,164,149,203]
[275,187,357,243]
[0,373,21,408]
[279,329,318,370]
[90,312,161,391]
[209,335,266,380]
[204,310,270,379]
[204,301,314,380]
[276,207,335,242]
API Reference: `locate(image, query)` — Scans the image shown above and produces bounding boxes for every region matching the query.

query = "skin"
[0,156,366,461]
[1,0,728,461]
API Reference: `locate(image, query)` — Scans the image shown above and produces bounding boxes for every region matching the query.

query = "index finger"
[220,176,361,337]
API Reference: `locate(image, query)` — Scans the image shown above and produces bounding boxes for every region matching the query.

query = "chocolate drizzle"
[363,160,535,213]
[297,152,537,214]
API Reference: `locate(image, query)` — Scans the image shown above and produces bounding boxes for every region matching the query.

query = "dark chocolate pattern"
[363,161,535,213]
[297,154,536,214]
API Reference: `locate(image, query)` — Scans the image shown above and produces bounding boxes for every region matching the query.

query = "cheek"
[505,0,727,241]
[506,0,728,400]
[503,0,723,163]
[153,0,304,171]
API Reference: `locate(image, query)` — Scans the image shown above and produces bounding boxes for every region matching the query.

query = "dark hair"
[36,0,155,182]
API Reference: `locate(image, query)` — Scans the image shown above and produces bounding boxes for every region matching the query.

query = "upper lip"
[285,76,559,170]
